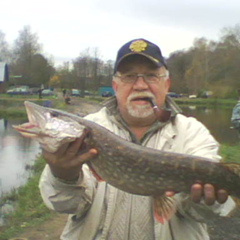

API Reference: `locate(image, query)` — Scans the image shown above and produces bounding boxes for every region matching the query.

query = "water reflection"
[0,118,41,196]
[182,106,239,145]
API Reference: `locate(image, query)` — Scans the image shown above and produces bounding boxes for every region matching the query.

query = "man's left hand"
[165,183,229,205]
[191,183,228,205]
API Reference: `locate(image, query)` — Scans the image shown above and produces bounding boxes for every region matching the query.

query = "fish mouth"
[12,123,43,138]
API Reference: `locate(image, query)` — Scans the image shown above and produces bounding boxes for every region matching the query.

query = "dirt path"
[16,213,68,240]
[14,212,240,240]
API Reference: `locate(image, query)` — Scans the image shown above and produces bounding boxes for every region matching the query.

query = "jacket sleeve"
[39,164,98,216]
[173,115,236,221]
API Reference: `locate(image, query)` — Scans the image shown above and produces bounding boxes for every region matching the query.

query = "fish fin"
[87,163,105,182]
[221,162,240,177]
[153,196,176,224]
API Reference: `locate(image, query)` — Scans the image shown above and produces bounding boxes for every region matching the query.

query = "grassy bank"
[1,144,240,239]
[0,94,103,117]
[0,156,52,239]
[174,97,236,108]
[0,94,237,117]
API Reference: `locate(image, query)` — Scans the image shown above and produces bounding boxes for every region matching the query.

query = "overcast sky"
[1,0,240,66]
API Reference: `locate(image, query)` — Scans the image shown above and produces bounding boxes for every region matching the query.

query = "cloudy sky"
[1,0,240,66]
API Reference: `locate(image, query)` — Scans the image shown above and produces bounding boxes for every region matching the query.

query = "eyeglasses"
[115,73,167,84]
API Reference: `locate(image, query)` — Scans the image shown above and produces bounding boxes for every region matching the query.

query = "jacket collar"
[101,96,181,144]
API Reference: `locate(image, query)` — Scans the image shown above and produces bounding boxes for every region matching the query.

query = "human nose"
[133,75,149,88]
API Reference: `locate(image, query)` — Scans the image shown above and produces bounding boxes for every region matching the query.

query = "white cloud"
[1,0,240,66]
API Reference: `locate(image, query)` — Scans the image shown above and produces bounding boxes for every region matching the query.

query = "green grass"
[175,97,236,108]
[0,156,53,239]
[220,143,240,163]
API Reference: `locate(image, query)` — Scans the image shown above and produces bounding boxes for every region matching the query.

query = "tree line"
[1,24,240,98]
[168,24,240,98]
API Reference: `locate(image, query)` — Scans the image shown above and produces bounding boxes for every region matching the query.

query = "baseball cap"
[113,38,168,73]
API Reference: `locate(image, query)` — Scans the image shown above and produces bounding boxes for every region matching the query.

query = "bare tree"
[0,30,11,63]
[11,25,42,86]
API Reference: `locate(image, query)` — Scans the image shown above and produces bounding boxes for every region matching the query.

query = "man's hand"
[165,183,229,205]
[42,134,98,182]
[191,183,228,205]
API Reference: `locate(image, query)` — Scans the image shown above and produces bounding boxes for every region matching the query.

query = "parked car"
[30,87,40,94]
[83,90,92,96]
[167,92,180,98]
[189,94,197,99]
[41,89,54,96]
[71,89,81,96]
[7,87,31,95]
[71,89,92,97]
[102,91,113,97]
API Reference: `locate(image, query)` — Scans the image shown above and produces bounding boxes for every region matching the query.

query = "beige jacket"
[39,107,236,240]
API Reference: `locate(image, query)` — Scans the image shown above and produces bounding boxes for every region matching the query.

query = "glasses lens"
[122,74,137,83]
[145,74,159,83]
[116,73,165,83]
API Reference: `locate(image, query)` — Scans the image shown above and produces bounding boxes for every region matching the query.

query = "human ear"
[112,78,118,92]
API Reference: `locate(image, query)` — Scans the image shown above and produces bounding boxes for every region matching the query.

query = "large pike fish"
[13,101,240,223]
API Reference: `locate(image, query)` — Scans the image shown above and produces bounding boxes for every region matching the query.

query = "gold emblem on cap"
[129,40,148,52]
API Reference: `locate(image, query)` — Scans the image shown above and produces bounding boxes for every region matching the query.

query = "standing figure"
[231,88,240,136]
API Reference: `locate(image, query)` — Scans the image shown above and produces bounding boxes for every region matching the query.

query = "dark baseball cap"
[113,38,168,73]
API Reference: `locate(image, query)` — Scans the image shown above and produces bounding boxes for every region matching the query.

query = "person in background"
[64,94,71,105]
[39,38,236,240]
[62,88,67,97]
[231,88,240,136]
[38,88,43,99]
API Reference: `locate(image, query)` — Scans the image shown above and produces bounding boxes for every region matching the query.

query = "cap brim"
[114,52,165,73]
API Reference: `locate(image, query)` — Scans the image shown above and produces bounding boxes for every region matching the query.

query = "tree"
[12,26,41,86]
[0,30,11,62]
[31,53,55,87]
[168,50,193,94]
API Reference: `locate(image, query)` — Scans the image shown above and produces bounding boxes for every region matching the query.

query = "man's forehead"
[117,55,160,72]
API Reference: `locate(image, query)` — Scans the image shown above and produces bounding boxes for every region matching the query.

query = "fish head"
[13,101,86,153]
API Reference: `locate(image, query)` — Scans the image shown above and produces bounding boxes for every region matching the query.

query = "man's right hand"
[42,135,98,182]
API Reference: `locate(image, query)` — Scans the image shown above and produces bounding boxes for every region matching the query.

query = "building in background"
[0,62,9,93]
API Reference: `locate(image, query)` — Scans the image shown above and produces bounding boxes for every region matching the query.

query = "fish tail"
[153,196,176,224]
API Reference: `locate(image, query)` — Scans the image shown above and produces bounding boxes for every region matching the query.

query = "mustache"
[127,92,156,102]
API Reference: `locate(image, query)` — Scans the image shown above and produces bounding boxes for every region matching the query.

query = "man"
[231,88,240,136]
[39,38,236,240]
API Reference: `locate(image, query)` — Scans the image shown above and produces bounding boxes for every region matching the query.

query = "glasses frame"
[114,73,167,84]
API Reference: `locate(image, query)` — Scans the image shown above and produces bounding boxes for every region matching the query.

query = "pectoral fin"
[153,196,176,224]
[87,163,104,182]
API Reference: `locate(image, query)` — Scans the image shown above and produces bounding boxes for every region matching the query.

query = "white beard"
[127,104,153,118]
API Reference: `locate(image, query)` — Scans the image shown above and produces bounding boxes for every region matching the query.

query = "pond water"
[181,105,238,145]
[0,118,41,196]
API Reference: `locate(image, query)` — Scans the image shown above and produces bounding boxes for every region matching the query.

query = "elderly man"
[39,38,236,240]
